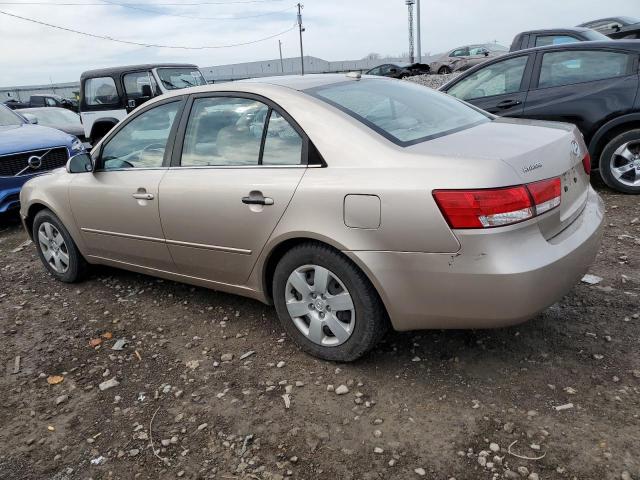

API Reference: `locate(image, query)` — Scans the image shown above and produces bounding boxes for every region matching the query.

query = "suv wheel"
[438,66,452,75]
[599,129,640,194]
[33,209,88,282]
[273,242,388,362]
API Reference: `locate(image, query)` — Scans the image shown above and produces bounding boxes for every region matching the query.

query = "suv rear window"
[307,79,489,146]
[85,77,118,106]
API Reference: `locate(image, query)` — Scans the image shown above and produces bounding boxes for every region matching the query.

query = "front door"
[69,99,184,270]
[445,54,533,116]
[159,95,306,286]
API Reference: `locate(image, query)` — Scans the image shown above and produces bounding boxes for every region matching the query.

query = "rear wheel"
[438,66,452,75]
[599,129,640,194]
[273,242,388,362]
[33,209,87,282]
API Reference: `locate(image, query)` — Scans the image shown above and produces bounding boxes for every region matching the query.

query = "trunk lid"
[407,117,590,238]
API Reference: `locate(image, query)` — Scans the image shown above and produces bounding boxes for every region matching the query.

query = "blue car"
[0,105,85,213]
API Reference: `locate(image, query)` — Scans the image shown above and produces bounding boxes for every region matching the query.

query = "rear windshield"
[307,79,489,146]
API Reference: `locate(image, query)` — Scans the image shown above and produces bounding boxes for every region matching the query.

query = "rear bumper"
[345,187,605,331]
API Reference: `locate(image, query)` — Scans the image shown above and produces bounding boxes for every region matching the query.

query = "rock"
[374,447,384,454]
[335,385,349,395]
[503,422,515,433]
[517,466,530,477]
[128,448,139,457]
[373,429,382,438]
[240,351,255,360]
[277,361,286,368]
[554,403,574,411]
[220,353,233,362]
[55,394,68,405]
[504,471,520,480]
[489,442,500,452]
[581,274,602,285]
[621,472,633,480]
[327,384,334,392]
[407,74,461,90]
[528,474,539,480]
[99,378,120,391]
[161,439,171,447]
[185,360,200,370]
[414,467,426,476]
[111,338,127,350]
[197,423,208,431]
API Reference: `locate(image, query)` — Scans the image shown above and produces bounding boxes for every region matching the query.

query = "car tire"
[33,209,88,283]
[599,129,640,194]
[438,66,452,75]
[273,242,388,362]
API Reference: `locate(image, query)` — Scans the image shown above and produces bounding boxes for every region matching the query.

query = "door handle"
[132,193,154,200]
[242,196,274,206]
[495,99,522,109]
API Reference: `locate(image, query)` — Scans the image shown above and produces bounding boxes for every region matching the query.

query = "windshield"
[156,68,206,90]
[307,79,490,146]
[619,16,640,25]
[583,30,611,41]
[0,106,24,126]
[24,108,80,126]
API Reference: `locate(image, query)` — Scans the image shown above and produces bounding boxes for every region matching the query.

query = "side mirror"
[141,84,153,97]
[66,152,94,174]
[23,113,38,124]
[483,51,489,57]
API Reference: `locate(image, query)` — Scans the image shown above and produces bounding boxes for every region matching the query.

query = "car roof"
[577,17,631,26]
[237,73,371,91]
[80,63,199,80]
[507,40,640,56]
[517,26,597,35]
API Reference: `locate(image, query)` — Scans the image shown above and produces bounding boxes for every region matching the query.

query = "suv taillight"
[433,177,561,229]
[582,153,591,176]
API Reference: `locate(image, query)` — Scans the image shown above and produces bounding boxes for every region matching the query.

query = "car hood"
[0,124,73,155]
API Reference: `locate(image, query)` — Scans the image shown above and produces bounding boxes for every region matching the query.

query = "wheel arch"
[588,113,640,166]
[23,201,86,255]
[259,235,389,321]
[89,117,119,142]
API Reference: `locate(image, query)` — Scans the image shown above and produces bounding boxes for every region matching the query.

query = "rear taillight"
[433,177,561,229]
[582,153,591,176]
[526,177,561,215]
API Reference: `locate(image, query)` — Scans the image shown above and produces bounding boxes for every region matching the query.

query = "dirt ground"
[0,177,638,480]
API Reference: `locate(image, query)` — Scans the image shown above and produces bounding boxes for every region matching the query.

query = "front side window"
[535,35,579,47]
[309,79,489,146]
[538,50,633,89]
[156,68,207,90]
[123,71,154,100]
[85,77,118,106]
[447,55,529,100]
[100,101,180,170]
[45,97,57,107]
[451,48,469,57]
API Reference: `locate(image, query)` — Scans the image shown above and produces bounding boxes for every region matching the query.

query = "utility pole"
[297,3,305,75]
[415,0,421,63]
[278,40,284,73]
[405,0,415,63]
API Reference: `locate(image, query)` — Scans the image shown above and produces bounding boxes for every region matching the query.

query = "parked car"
[0,105,85,214]
[18,107,91,149]
[430,44,508,74]
[441,41,640,194]
[19,74,603,361]
[578,16,640,39]
[510,27,610,51]
[27,94,78,112]
[79,63,207,145]
[3,99,29,110]
[365,62,430,78]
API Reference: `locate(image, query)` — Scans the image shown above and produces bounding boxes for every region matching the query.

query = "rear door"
[522,47,639,141]
[445,54,534,116]
[158,93,307,286]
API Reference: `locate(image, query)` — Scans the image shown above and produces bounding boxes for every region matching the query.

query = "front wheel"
[438,66,452,75]
[33,209,88,282]
[273,243,388,362]
[599,129,640,194]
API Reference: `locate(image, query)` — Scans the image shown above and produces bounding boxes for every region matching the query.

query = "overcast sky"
[0,0,637,87]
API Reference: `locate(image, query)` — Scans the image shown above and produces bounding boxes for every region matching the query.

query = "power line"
[0,1,284,4]
[97,0,295,21]
[0,9,296,49]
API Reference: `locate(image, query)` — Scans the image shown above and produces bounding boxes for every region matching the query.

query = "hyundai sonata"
[19,74,604,361]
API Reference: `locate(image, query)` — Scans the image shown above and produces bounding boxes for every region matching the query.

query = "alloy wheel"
[610,140,640,187]
[37,222,70,274]
[285,264,355,347]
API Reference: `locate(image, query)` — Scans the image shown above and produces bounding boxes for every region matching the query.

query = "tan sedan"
[19,74,604,361]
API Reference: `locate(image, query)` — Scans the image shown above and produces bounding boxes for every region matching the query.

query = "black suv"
[509,27,610,52]
[441,41,640,193]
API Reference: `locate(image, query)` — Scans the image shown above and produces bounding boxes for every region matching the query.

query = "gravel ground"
[406,73,462,89]
[0,178,639,480]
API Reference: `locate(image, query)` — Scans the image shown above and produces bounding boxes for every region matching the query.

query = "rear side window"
[538,50,633,89]
[535,35,579,47]
[308,79,489,146]
[85,77,118,106]
[447,56,529,100]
